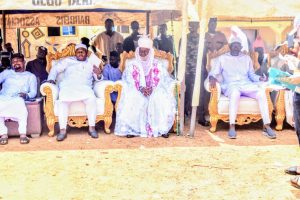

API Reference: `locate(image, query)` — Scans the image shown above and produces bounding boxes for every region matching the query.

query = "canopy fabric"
[0,0,182,11]
[203,0,300,18]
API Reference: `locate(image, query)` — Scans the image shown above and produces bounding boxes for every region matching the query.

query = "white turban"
[294,16,300,29]
[229,36,242,45]
[289,15,300,36]
[75,43,87,51]
[138,35,153,49]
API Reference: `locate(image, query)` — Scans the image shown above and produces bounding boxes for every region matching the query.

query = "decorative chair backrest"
[119,49,174,74]
[46,43,76,73]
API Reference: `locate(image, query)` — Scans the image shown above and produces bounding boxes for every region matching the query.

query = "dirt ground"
[0,121,300,199]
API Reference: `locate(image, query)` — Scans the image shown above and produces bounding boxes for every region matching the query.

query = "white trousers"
[227,87,271,125]
[57,97,97,130]
[0,97,28,135]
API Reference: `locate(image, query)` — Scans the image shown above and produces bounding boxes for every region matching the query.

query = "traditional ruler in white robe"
[115,58,176,137]
[48,56,102,129]
[0,70,37,135]
[210,52,271,125]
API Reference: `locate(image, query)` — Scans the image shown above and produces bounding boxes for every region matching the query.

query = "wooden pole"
[2,10,6,45]
[17,28,21,53]
[178,0,188,135]
[189,0,209,137]
[146,11,150,35]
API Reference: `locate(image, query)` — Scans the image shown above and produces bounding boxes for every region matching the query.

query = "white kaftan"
[0,70,37,135]
[210,53,271,125]
[115,58,176,137]
[48,56,101,102]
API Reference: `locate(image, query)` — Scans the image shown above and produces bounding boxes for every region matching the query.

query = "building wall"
[4,17,295,62]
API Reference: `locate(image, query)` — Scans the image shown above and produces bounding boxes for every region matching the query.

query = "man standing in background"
[123,21,141,52]
[153,24,174,54]
[93,18,124,59]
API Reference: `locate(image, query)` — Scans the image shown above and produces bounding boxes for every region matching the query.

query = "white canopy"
[0,0,182,11]
[203,0,299,18]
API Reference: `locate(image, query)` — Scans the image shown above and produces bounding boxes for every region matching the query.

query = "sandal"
[20,136,30,144]
[291,176,300,189]
[285,166,300,175]
[0,135,8,145]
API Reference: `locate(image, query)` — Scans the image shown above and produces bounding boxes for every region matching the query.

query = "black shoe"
[56,133,67,141]
[198,120,210,127]
[126,134,135,138]
[161,133,169,138]
[88,130,99,139]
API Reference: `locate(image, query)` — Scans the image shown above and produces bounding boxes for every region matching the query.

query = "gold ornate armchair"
[205,50,273,132]
[116,50,180,132]
[40,44,115,136]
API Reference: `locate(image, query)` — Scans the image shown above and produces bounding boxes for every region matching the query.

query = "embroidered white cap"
[75,43,87,51]
[229,36,242,44]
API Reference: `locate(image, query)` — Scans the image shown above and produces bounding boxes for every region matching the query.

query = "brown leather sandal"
[285,166,300,175]
[0,135,8,145]
[291,176,300,189]
[20,136,30,144]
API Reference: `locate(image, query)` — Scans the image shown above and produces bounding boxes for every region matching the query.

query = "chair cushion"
[218,95,261,115]
[54,98,105,116]
[6,99,42,136]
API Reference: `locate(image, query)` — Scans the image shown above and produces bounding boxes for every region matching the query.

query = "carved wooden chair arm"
[40,82,59,104]
[93,80,114,99]
[114,81,123,110]
[40,82,58,120]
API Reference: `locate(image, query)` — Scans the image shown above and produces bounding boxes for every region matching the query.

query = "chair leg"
[275,116,284,131]
[172,120,177,133]
[209,117,218,133]
[104,117,112,134]
[46,117,55,137]
[275,90,285,131]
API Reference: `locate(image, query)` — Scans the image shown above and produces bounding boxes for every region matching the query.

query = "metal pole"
[2,10,6,45]
[146,11,150,35]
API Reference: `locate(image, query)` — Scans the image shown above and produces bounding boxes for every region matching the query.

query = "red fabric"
[252,35,265,51]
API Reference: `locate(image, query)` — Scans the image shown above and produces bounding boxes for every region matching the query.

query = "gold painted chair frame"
[42,44,114,136]
[207,47,273,132]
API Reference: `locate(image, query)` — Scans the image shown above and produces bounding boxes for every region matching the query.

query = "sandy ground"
[0,121,300,199]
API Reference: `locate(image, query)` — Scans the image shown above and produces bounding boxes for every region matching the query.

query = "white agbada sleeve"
[122,62,140,91]
[0,70,9,84]
[47,59,68,81]
[156,65,175,92]
[93,73,103,82]
[209,57,222,79]
[27,75,37,98]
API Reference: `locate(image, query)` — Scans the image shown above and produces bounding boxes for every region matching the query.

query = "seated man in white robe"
[209,36,276,139]
[0,53,37,145]
[47,44,102,141]
[115,36,176,138]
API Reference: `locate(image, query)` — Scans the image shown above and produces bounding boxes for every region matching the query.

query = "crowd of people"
[0,16,300,189]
